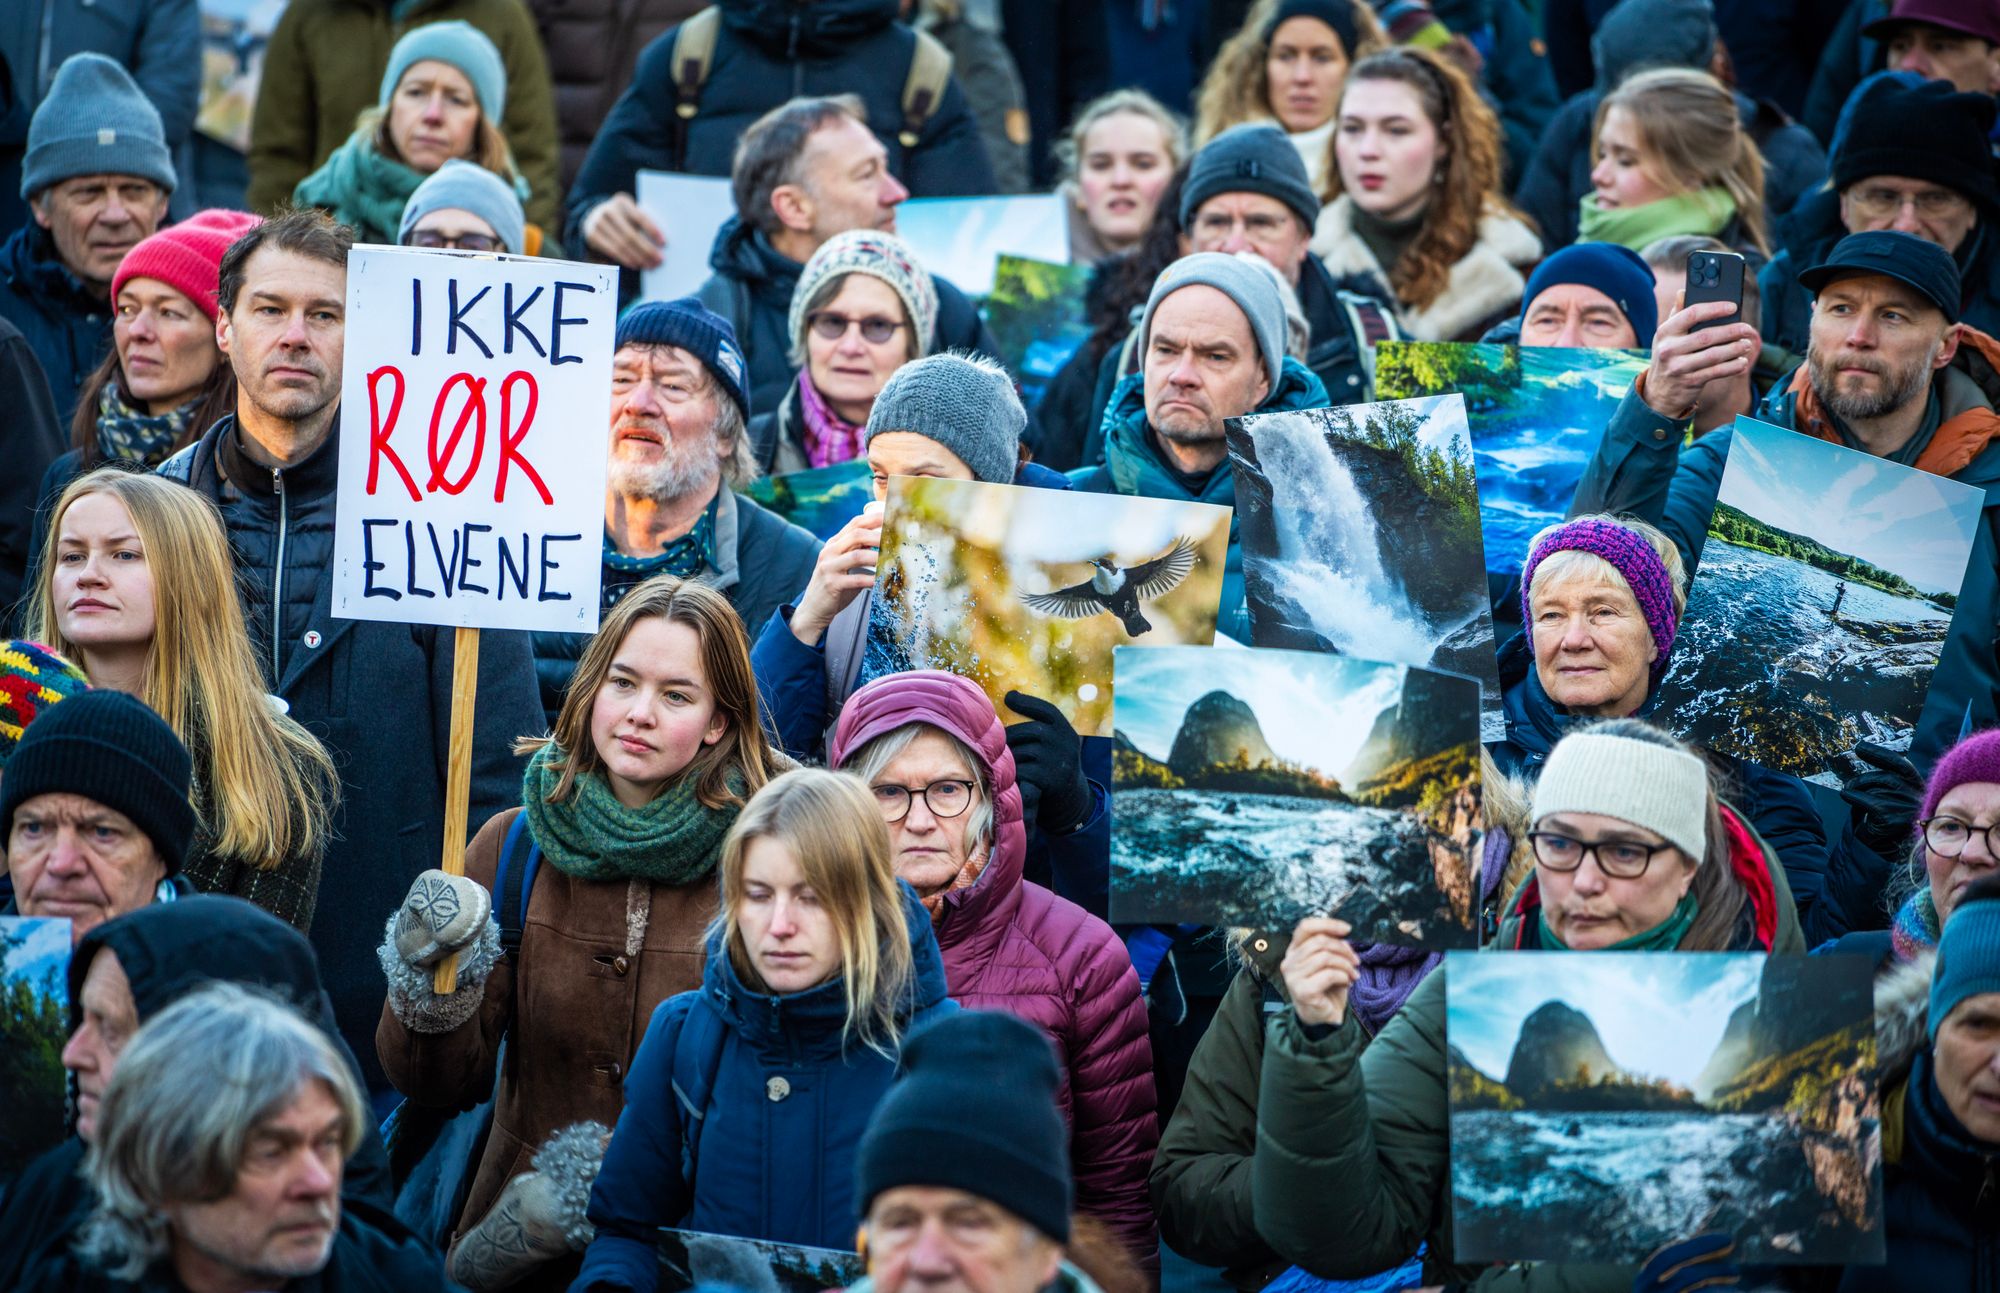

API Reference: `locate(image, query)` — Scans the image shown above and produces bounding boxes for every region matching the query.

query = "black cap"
[0,689,195,871]
[1830,75,1998,215]
[1180,123,1321,232]
[1797,230,1963,323]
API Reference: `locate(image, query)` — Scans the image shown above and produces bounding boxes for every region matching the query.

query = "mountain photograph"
[1109,646,1481,946]
[1445,951,1881,1265]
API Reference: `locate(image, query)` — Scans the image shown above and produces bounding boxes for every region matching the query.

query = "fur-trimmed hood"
[1311,196,1543,342]
[1874,948,1937,1085]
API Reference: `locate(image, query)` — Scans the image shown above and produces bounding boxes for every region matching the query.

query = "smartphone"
[1684,249,1747,331]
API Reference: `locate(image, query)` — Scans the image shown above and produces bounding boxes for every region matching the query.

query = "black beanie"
[856,1011,1072,1241]
[1180,123,1322,232]
[0,690,195,871]
[1263,0,1360,58]
[1832,76,1999,215]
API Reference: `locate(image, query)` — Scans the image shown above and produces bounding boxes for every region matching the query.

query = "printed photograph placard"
[1446,952,1882,1264]
[737,458,873,542]
[894,195,1069,298]
[865,477,1231,737]
[656,1228,863,1293]
[981,255,1093,411]
[1653,417,1982,781]
[1228,394,1504,739]
[0,917,70,1183]
[1110,647,1482,947]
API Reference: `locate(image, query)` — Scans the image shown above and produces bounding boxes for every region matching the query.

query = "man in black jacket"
[159,209,541,1096]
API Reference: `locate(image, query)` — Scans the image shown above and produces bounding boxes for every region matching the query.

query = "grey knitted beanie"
[22,54,176,200]
[1136,252,1290,390]
[865,352,1023,484]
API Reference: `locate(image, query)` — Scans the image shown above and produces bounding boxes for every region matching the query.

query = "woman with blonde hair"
[376,575,778,1291]
[1581,67,1769,260]
[24,468,337,930]
[1193,0,1386,198]
[1312,47,1543,341]
[572,767,953,1289]
[1056,89,1188,264]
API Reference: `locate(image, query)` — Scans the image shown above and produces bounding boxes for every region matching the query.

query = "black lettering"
[497,532,531,601]
[460,523,492,595]
[548,282,596,366]
[403,521,435,598]
[503,283,547,358]
[447,279,494,358]
[362,520,400,599]
[538,533,582,600]
[427,522,461,596]
[410,278,422,357]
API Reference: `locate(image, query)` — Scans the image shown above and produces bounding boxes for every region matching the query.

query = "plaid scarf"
[96,378,199,467]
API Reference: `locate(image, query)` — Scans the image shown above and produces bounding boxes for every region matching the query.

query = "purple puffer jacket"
[831,671,1159,1266]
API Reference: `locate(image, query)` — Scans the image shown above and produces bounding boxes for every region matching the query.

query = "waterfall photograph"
[1653,418,1984,781]
[1446,951,1882,1265]
[656,1229,863,1293]
[0,916,69,1184]
[864,477,1233,738]
[1227,393,1504,741]
[1109,646,1482,946]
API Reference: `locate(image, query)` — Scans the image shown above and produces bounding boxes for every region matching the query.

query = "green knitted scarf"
[520,744,742,885]
[293,132,427,245]
[1537,891,1699,951]
[1576,187,1737,253]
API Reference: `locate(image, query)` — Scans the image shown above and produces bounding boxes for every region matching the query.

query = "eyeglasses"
[871,779,976,823]
[1845,187,1971,220]
[1527,830,1678,880]
[407,230,504,252]
[808,312,905,344]
[1920,815,2000,858]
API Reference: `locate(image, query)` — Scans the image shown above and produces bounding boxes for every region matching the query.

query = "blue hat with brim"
[1798,230,1962,324]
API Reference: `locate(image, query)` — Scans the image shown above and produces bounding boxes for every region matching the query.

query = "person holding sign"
[378,578,778,1291]
[160,208,542,1096]
[1248,722,1801,1291]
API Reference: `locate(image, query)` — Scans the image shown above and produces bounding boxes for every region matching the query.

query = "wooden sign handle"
[433,626,482,996]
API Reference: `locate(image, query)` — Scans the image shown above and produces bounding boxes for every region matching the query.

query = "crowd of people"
[0,0,1998,1290]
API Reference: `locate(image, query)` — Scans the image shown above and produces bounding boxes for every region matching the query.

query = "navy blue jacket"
[571,883,954,1291]
[1429,0,1560,187]
[565,0,994,247]
[0,224,113,424]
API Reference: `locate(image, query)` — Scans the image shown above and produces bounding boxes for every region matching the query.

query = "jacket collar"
[211,412,344,499]
[1100,356,1328,507]
[1,223,105,314]
[1311,196,1542,342]
[709,216,806,308]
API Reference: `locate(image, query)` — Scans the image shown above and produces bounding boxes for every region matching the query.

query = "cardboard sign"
[635,172,738,304]
[331,246,617,634]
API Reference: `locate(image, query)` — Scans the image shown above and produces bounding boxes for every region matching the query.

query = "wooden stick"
[434,625,481,995]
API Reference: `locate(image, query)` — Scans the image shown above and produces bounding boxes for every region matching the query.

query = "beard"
[1807,339,1940,424]
[607,421,721,503]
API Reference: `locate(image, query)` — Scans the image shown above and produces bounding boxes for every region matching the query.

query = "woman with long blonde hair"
[1582,67,1769,259]
[24,468,337,930]
[1311,46,1543,341]
[572,767,952,1286]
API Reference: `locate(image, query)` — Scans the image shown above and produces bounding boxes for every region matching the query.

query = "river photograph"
[1227,394,1504,741]
[1109,646,1481,947]
[1445,952,1881,1264]
[1652,419,1984,781]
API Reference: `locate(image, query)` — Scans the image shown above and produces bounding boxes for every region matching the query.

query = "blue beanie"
[399,159,527,254]
[615,297,751,416]
[1931,879,2000,1041]
[22,54,176,200]
[1519,243,1658,344]
[380,21,508,121]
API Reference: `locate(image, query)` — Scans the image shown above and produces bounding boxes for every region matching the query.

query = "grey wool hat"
[1180,122,1320,232]
[22,53,176,200]
[1137,252,1290,390]
[865,351,1024,485]
[398,159,527,254]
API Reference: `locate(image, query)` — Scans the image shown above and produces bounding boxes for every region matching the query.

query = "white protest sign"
[637,171,737,303]
[332,245,617,634]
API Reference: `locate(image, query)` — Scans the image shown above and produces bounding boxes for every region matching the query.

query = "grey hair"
[733,95,870,239]
[713,391,756,490]
[77,983,366,1281]
[1639,233,1764,331]
[1525,512,1688,619]
[842,722,993,865]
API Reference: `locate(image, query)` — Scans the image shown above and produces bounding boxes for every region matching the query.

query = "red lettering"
[496,370,552,505]
[366,366,419,500]
[426,373,487,496]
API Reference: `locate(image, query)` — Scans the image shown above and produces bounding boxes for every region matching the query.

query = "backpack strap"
[898,29,955,148]
[493,813,542,959]
[670,1003,731,1188]
[1336,290,1402,397]
[668,7,724,169]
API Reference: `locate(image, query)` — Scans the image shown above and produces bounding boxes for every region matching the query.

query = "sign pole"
[433,625,481,995]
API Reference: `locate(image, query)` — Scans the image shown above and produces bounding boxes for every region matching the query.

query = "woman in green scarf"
[1581,67,1770,264]
[294,20,534,249]
[1248,720,1802,1292]
[376,575,780,1292]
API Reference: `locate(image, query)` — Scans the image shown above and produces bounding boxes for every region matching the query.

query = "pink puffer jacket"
[832,672,1159,1265]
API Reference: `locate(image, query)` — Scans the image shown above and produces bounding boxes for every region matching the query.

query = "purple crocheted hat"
[1521,518,1679,684]
[1919,727,2000,826]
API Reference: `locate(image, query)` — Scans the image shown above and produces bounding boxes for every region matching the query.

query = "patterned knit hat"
[787,230,939,363]
[1521,518,1680,685]
[0,641,90,765]
[112,209,263,321]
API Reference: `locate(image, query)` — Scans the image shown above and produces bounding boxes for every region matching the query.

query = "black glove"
[1633,1233,1738,1292]
[1003,690,1093,836]
[1839,741,1924,856]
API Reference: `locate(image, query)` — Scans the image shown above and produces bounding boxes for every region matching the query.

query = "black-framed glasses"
[408,229,504,253]
[1527,830,1677,880]
[808,312,905,345]
[871,779,976,823]
[1920,815,2000,858]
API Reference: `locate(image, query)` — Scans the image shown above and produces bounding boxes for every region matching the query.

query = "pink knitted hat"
[111,209,263,321]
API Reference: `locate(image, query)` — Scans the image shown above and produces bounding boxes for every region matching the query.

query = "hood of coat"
[1875,948,1937,1085]
[827,670,1029,944]
[702,878,950,1057]
[720,0,901,60]
[708,216,807,311]
[1099,355,1328,509]
[68,894,327,1033]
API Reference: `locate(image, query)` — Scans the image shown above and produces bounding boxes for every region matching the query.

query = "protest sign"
[1446,951,1882,1264]
[981,255,1092,411]
[1373,341,1649,582]
[0,916,69,1185]
[1653,417,1982,781]
[636,172,738,303]
[1111,646,1481,947]
[1228,394,1504,740]
[656,1229,863,1293]
[864,477,1231,737]
[894,195,1069,298]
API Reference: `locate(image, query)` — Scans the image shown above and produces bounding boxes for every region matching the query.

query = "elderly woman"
[749,230,937,476]
[398,158,528,256]
[826,670,1156,1269]
[1247,722,1801,1292]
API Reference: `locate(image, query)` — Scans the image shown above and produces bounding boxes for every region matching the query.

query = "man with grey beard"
[1577,230,2000,770]
[530,297,820,722]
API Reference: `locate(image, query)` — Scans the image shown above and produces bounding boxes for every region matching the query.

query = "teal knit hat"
[22,54,176,200]
[1931,877,2000,1040]
[380,20,508,121]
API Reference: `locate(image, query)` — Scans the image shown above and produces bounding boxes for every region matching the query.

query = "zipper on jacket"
[270,465,289,682]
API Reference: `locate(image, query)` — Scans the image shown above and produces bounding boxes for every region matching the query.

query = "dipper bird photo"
[1021,536,1200,636]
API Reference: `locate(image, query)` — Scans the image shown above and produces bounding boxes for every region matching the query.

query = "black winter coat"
[1000,0,1110,188]
[160,417,543,1094]
[564,0,995,245]
[0,312,61,619]
[0,224,112,424]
